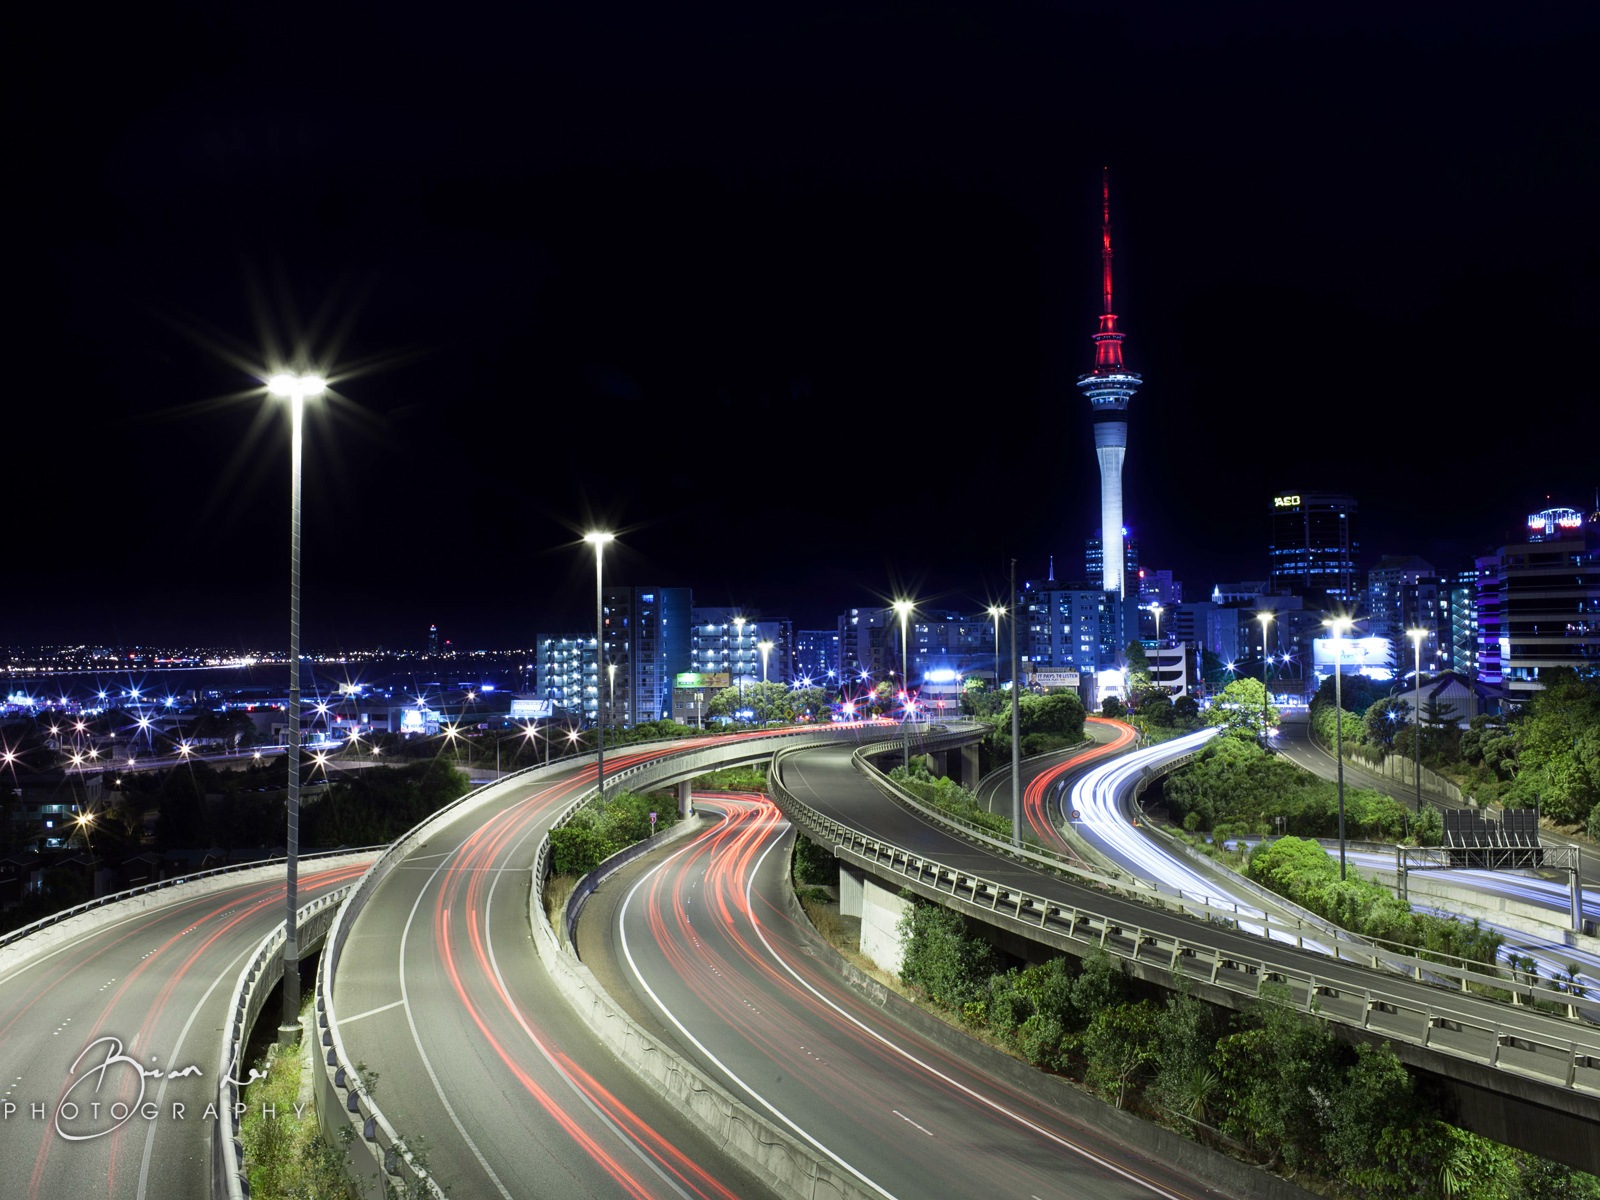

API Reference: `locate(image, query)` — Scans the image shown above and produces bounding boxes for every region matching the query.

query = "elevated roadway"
[0,851,372,1200]
[770,730,1600,1171]
[321,724,906,1200]
[580,789,1264,1200]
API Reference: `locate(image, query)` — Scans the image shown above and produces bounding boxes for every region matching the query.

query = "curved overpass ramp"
[0,851,373,1200]
[771,735,1600,1173]
[322,725,908,1200]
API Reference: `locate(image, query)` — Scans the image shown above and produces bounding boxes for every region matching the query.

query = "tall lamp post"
[987,604,1005,693]
[584,532,614,800]
[269,369,325,1031]
[1323,616,1353,879]
[732,616,747,709]
[757,640,773,683]
[892,599,915,774]
[1008,560,1021,848]
[1150,603,1164,691]
[1256,611,1274,747]
[1407,627,1427,815]
[892,600,914,696]
[496,723,538,776]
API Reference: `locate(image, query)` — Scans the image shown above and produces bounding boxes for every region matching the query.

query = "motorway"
[0,854,371,1200]
[581,783,1216,1200]
[1271,713,1600,888]
[328,735,816,1200]
[972,717,1135,856]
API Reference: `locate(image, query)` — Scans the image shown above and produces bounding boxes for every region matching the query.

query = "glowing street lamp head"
[267,372,327,400]
[1256,611,1274,629]
[892,599,914,620]
[987,604,1005,620]
[582,531,615,547]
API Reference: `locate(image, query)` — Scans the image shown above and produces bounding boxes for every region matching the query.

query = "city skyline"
[12,4,1597,646]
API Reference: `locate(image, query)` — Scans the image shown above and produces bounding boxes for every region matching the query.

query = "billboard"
[674,672,730,690]
[510,698,554,720]
[1312,637,1393,668]
[1033,669,1081,690]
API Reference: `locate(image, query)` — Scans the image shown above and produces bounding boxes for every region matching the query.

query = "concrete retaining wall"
[1356,865,1600,955]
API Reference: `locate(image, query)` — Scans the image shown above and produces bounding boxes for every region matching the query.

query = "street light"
[1323,616,1354,880]
[1009,560,1021,848]
[892,599,914,695]
[732,616,747,707]
[757,640,774,684]
[1256,611,1274,746]
[1150,603,1164,692]
[496,723,538,775]
[1407,626,1427,817]
[987,604,1005,692]
[268,368,325,1030]
[584,531,614,800]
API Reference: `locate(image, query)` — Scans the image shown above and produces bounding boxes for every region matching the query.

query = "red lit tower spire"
[1093,168,1125,371]
[1077,167,1142,598]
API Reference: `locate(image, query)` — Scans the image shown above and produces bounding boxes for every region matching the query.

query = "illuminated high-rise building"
[1077,169,1142,598]
[1268,491,1360,603]
[1476,505,1600,699]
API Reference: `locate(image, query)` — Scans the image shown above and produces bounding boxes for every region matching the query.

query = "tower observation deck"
[1076,169,1142,598]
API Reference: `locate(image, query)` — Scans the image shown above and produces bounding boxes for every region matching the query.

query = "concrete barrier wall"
[534,846,881,1200]
[0,849,377,979]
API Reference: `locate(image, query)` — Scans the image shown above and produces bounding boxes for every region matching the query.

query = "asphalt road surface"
[0,854,371,1200]
[584,792,1219,1200]
[328,741,790,1200]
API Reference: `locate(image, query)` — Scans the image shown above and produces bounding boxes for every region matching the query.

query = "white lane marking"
[742,827,1193,1200]
[398,850,517,1200]
[337,998,406,1025]
[891,1110,934,1137]
[135,929,261,1200]
[619,807,899,1200]
[479,817,699,1200]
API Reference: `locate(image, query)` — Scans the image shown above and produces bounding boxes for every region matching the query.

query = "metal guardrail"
[847,737,1339,941]
[216,884,355,1200]
[0,845,388,953]
[767,743,1600,1095]
[846,737,1595,1018]
[319,723,908,1199]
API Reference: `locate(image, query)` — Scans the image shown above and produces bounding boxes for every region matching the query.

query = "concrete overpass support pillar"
[961,742,980,788]
[1571,850,1583,933]
[859,876,910,976]
[678,780,692,818]
[838,864,865,918]
[928,750,947,778]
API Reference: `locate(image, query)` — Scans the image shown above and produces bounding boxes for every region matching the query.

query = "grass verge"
[239,1024,352,1200]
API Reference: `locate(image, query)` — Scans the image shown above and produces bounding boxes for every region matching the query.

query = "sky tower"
[1076,168,1142,598]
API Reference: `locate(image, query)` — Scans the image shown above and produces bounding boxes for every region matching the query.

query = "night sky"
[12,2,1598,649]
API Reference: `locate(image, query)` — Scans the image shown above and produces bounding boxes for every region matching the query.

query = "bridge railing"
[215,881,358,1200]
[836,738,1595,1018]
[767,743,1600,1093]
[0,844,388,955]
